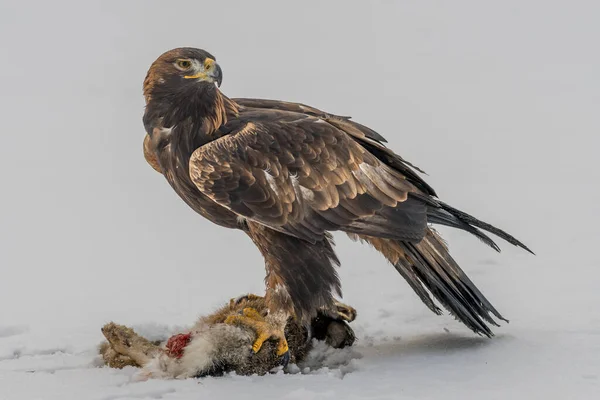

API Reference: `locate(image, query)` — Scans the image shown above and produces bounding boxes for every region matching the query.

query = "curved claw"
[280,350,290,367]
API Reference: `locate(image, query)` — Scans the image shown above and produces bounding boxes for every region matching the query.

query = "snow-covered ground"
[1,1,599,399]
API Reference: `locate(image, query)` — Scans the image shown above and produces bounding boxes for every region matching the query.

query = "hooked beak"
[211,62,223,87]
[184,58,223,87]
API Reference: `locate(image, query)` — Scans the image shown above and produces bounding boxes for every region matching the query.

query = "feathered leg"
[227,222,341,357]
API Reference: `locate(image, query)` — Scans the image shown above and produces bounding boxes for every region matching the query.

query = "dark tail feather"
[411,192,534,255]
[426,208,502,252]
[437,201,534,254]
[394,230,508,337]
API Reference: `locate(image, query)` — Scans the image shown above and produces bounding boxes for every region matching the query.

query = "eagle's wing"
[233,98,437,196]
[146,98,436,196]
[233,98,389,144]
[189,110,428,243]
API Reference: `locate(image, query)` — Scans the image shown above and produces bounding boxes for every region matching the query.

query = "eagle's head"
[143,47,223,104]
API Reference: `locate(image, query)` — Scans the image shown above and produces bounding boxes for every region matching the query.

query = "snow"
[1,1,599,399]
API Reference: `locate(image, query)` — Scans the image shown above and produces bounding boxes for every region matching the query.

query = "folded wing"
[189,110,429,243]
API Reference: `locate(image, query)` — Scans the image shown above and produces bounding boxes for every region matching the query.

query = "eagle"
[142,47,532,360]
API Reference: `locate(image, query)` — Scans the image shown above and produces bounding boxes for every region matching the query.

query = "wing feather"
[189,113,426,242]
[232,98,389,143]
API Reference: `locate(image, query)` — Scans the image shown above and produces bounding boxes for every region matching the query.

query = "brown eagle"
[142,47,532,360]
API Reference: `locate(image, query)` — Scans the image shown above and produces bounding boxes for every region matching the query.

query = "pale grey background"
[0,0,597,346]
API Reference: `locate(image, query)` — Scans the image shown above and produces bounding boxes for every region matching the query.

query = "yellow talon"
[224,307,289,356]
[252,332,271,353]
[276,337,289,356]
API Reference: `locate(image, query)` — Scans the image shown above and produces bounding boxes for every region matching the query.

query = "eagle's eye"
[175,59,192,70]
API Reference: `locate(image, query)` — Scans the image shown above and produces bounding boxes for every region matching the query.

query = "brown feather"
[352,231,508,336]
[188,113,423,243]
[143,134,162,173]
[247,222,341,322]
[142,49,531,335]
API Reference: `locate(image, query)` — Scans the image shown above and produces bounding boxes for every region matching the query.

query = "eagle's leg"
[240,222,341,358]
[224,307,289,357]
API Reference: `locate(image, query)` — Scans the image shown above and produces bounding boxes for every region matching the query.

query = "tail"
[353,230,508,337]
[416,194,534,255]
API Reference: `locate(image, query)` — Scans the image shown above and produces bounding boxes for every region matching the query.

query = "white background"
[1,1,598,399]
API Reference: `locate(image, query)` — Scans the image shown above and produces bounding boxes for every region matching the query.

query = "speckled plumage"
[141,47,532,337]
